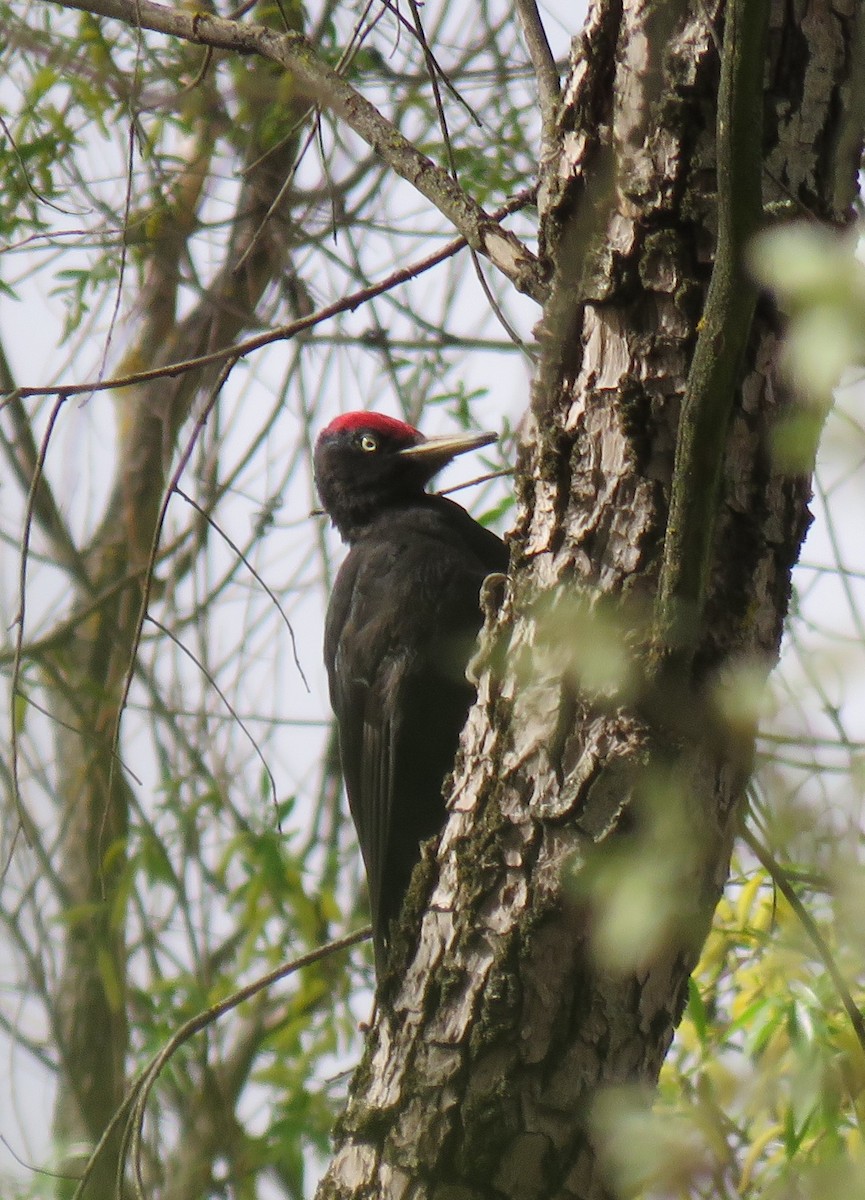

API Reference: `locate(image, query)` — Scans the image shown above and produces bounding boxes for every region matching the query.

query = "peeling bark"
[317,2,863,1198]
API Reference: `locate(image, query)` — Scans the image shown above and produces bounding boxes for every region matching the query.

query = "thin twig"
[97,15,142,381]
[145,614,279,813]
[68,925,372,1200]
[105,359,240,830]
[174,487,309,689]
[7,396,67,862]
[10,189,536,402]
[741,824,865,1059]
[47,0,547,302]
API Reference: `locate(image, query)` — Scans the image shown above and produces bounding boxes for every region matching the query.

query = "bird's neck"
[331,490,430,545]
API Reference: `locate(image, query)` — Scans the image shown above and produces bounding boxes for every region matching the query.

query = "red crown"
[319,411,423,445]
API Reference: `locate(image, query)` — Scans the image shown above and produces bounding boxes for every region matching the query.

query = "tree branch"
[48,0,549,303]
[653,0,770,663]
[10,191,534,399]
[515,0,560,168]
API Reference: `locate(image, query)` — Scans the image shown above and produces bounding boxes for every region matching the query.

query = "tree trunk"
[318,2,863,1197]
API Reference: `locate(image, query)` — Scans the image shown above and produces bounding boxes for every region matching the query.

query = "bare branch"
[515,0,560,165]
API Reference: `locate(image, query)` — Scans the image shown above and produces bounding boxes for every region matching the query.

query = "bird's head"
[314,411,496,541]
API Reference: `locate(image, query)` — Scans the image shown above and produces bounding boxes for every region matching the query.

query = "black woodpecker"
[315,411,507,974]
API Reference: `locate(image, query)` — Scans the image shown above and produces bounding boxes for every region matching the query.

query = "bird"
[314,411,508,976]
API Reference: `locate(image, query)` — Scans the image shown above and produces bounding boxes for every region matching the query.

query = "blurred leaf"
[750,223,865,411]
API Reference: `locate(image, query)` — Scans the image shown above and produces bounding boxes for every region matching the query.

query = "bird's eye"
[359,434,377,453]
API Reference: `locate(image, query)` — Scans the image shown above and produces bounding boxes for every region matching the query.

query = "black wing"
[324,548,403,966]
[331,638,407,956]
[324,502,506,970]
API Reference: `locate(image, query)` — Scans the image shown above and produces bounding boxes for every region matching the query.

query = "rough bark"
[318,2,864,1198]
